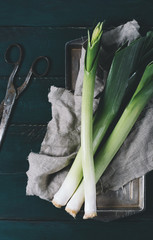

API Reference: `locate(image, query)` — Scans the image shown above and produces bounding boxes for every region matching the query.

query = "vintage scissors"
[0,43,50,147]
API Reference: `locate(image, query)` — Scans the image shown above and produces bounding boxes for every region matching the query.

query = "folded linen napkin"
[26,20,153,202]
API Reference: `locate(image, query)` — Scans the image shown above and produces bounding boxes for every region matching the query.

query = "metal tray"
[65,38,145,221]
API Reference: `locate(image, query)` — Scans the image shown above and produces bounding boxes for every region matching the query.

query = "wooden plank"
[0,219,153,240]
[0,27,87,77]
[0,1,152,27]
[0,172,153,221]
[0,173,74,221]
[0,77,64,124]
[0,124,46,173]
[0,27,87,124]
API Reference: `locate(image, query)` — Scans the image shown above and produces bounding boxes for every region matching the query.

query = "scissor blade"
[0,100,4,119]
[0,90,16,146]
[0,71,33,120]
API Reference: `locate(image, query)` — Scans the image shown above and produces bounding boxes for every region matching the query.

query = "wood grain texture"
[0,27,87,124]
[0,0,152,27]
[0,77,55,124]
[0,27,87,76]
[0,174,73,221]
[0,124,46,173]
[0,171,153,222]
[0,218,153,240]
[0,0,153,236]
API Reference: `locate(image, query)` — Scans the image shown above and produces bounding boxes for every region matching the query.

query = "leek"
[52,23,103,215]
[65,62,153,216]
[52,34,150,210]
[81,22,103,219]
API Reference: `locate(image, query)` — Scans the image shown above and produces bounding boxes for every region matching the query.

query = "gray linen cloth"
[26,20,153,201]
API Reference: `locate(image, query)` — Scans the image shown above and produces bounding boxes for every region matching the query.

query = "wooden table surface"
[0,1,153,239]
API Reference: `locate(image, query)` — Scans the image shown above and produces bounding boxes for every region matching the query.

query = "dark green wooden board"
[0,0,152,28]
[0,172,153,222]
[0,0,153,239]
[0,27,87,76]
[0,174,73,221]
[0,220,153,240]
[0,125,46,172]
[0,27,87,124]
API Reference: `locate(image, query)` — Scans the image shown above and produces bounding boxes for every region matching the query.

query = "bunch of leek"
[66,61,153,215]
[52,27,153,218]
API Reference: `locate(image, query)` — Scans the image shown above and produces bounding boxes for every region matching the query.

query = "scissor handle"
[31,56,50,77]
[5,43,23,65]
